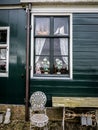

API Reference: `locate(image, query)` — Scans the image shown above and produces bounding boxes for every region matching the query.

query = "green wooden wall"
[0,0,20,5]
[0,9,26,104]
[0,11,98,105]
[30,13,98,106]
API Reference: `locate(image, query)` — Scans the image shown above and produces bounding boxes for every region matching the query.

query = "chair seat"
[30,114,48,128]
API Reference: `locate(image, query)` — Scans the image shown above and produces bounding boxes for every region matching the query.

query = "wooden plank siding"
[0,9,26,104]
[30,13,98,106]
[0,0,20,5]
[73,13,98,72]
[0,10,98,105]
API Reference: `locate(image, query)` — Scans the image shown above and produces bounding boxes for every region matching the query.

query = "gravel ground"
[0,105,30,130]
[0,105,97,130]
[0,104,62,130]
[0,105,63,130]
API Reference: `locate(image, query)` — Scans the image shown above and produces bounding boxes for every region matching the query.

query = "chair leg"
[44,125,48,130]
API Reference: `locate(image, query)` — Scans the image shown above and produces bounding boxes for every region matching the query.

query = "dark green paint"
[0,0,20,5]
[30,13,98,106]
[0,11,98,106]
[0,9,26,104]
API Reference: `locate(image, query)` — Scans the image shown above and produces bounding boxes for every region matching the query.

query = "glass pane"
[53,57,69,74]
[35,17,50,35]
[0,49,6,60]
[54,38,68,56]
[0,30,7,44]
[54,17,68,35]
[0,49,6,72]
[35,38,50,56]
[35,56,50,74]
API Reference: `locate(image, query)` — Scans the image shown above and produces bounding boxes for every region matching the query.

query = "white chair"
[30,91,49,129]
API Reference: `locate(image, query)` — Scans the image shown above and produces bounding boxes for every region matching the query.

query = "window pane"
[35,17,50,35]
[0,30,7,44]
[0,49,6,59]
[54,17,68,35]
[53,57,69,74]
[54,38,68,56]
[33,15,71,78]
[0,48,7,72]
[35,38,50,56]
[35,56,50,74]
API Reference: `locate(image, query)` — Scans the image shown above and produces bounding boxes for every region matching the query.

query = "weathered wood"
[52,97,98,107]
[20,0,98,3]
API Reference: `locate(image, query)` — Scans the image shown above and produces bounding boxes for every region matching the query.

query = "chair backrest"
[30,91,47,111]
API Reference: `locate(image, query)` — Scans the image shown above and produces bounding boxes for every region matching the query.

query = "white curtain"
[35,38,46,63]
[60,38,68,66]
[35,26,68,67]
[54,26,68,67]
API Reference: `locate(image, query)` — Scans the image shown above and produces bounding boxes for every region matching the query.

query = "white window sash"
[0,27,9,77]
[31,12,73,80]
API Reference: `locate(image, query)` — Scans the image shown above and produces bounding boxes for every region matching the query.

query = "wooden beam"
[52,97,98,107]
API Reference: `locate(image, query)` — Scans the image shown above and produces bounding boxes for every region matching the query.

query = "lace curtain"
[55,26,68,67]
[60,38,68,66]
[35,38,46,63]
[35,26,68,67]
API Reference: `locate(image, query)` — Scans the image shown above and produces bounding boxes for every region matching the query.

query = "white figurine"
[4,108,11,124]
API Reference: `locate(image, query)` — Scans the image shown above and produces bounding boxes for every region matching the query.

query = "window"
[31,15,72,79]
[0,27,9,77]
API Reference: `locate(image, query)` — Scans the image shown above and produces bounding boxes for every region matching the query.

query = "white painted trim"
[31,12,73,80]
[31,6,98,13]
[69,14,73,79]
[7,27,10,77]
[0,27,10,77]
[32,76,72,80]
[0,6,22,10]
[21,0,98,3]
[31,15,34,78]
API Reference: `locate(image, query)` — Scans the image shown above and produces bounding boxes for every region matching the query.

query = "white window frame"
[31,10,73,80]
[0,27,9,77]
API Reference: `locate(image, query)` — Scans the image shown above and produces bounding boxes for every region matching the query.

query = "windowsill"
[0,73,8,77]
[31,74,72,80]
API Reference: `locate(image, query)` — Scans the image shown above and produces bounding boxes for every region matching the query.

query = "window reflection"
[54,38,68,55]
[54,17,68,35]
[35,18,50,35]
[0,30,7,43]
[0,49,6,59]
[0,49,6,72]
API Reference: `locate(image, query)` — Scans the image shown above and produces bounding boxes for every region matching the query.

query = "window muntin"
[32,15,72,79]
[0,27,9,76]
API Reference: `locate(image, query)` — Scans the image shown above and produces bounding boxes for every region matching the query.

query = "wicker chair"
[30,91,49,129]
